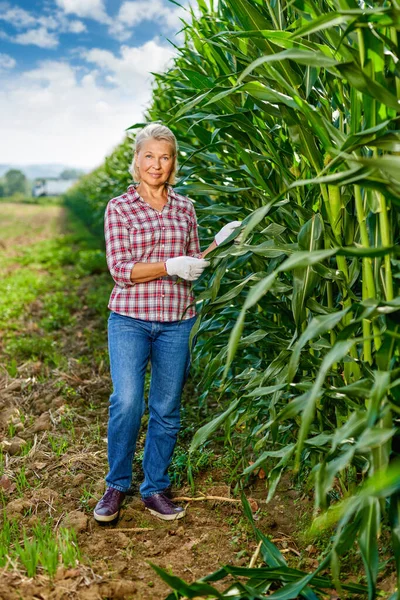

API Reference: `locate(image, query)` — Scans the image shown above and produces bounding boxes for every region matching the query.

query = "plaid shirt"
[104,184,201,321]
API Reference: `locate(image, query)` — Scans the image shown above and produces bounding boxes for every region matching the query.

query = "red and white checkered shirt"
[104,184,201,322]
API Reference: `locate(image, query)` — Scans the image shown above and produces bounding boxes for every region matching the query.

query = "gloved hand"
[215,221,242,246]
[165,256,210,281]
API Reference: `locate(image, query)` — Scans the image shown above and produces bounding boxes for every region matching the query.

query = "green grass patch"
[0,514,81,577]
[0,203,111,373]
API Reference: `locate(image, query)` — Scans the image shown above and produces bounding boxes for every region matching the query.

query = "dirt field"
[0,202,367,600]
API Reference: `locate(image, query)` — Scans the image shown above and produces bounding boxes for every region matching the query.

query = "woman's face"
[135,138,175,186]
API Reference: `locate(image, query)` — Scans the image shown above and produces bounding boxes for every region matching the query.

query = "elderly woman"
[94,123,240,522]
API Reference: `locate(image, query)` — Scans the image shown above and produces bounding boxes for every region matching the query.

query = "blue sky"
[0,0,193,169]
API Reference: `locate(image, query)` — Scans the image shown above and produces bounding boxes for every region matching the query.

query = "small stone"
[1,437,26,456]
[247,497,259,512]
[32,412,52,433]
[0,475,12,490]
[64,568,81,578]
[0,407,20,428]
[31,487,59,502]
[6,497,31,517]
[61,510,88,532]
[102,580,137,599]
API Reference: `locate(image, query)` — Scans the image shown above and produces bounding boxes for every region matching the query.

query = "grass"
[0,203,110,376]
[0,195,64,206]
[48,434,69,457]
[0,202,106,582]
[0,514,81,578]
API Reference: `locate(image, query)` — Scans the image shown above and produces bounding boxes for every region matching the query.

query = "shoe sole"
[93,509,120,522]
[145,508,185,521]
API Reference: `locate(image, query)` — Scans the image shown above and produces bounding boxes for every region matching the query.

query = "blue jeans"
[105,311,196,498]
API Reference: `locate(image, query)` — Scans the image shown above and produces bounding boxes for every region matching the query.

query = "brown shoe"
[94,488,126,522]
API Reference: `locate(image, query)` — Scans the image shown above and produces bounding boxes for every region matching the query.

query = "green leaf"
[150,562,223,598]
[238,49,338,85]
[288,308,349,382]
[292,214,324,329]
[295,340,355,469]
[226,0,271,32]
[290,12,350,39]
[243,272,276,310]
[336,62,400,112]
[223,309,246,378]
[358,499,380,600]
[189,397,241,453]
[278,249,336,272]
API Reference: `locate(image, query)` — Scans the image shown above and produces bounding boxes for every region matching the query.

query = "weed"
[169,445,216,488]
[59,409,76,440]
[4,334,58,365]
[79,484,96,512]
[86,418,102,445]
[38,536,59,578]
[6,358,18,377]
[48,434,69,456]
[7,422,16,438]
[15,532,40,577]
[0,512,19,567]
[0,448,5,477]
[15,467,30,496]
[58,527,81,567]
[19,440,33,457]
[0,514,82,577]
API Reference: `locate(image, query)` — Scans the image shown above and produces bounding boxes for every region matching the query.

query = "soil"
[0,203,390,599]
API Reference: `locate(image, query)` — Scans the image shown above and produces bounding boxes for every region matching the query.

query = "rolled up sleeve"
[104,200,136,287]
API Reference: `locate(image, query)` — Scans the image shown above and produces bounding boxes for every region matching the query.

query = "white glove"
[215,221,242,246]
[165,256,210,281]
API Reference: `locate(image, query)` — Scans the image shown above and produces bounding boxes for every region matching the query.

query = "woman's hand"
[166,256,210,281]
[214,221,242,246]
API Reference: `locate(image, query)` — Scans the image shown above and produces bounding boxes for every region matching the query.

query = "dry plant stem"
[173,495,241,503]
[248,540,263,568]
[103,527,154,533]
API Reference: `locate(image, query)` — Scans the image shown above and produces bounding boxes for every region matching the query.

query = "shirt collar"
[127,183,174,207]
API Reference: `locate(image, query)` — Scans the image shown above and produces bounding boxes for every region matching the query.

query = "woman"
[94,123,241,522]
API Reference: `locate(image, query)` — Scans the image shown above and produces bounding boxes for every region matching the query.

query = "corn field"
[66,0,400,597]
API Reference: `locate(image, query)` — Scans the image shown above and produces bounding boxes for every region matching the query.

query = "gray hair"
[130,123,178,185]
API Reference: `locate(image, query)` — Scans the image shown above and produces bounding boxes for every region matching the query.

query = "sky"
[0,0,194,170]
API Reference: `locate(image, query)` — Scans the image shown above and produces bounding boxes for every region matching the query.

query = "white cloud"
[85,40,175,89]
[0,52,16,70]
[68,20,87,33]
[0,3,88,47]
[0,6,36,28]
[55,0,110,24]
[0,39,177,168]
[14,27,59,49]
[110,0,190,40]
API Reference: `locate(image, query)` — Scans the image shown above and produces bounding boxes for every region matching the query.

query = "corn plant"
[65,0,400,594]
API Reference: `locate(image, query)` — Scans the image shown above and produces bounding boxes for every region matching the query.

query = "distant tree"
[60,168,84,180]
[4,169,27,196]
[0,179,6,197]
